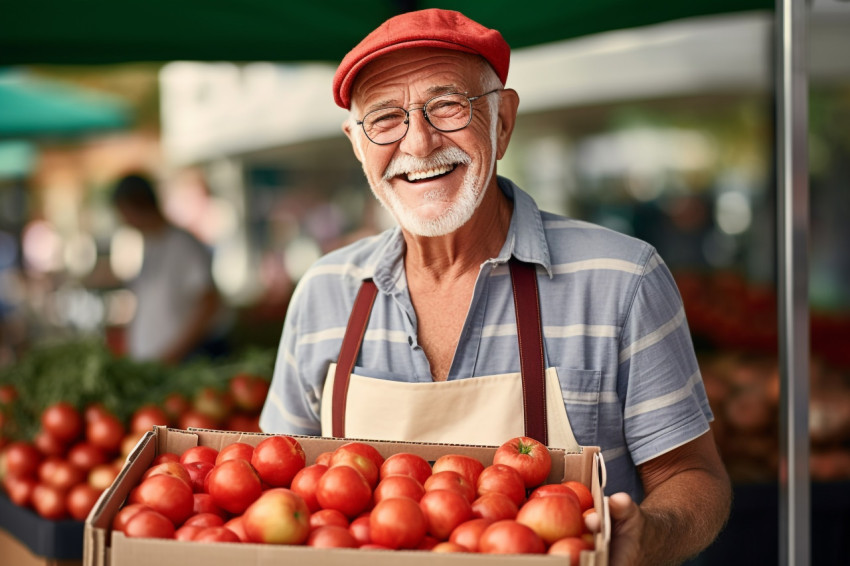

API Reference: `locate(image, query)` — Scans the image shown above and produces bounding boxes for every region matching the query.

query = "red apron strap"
[332,279,378,438]
[509,259,548,445]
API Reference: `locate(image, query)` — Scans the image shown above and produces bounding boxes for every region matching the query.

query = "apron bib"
[320,259,580,451]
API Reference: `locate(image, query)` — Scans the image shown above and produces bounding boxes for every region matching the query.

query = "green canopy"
[0,72,131,137]
[0,0,772,66]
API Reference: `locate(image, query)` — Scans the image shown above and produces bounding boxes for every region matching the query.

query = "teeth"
[406,165,453,182]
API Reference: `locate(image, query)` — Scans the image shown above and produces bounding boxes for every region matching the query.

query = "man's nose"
[399,108,441,157]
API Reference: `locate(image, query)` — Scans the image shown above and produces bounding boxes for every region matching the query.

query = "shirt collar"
[368,175,553,292]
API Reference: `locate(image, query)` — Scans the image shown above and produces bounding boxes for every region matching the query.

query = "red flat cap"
[333,9,510,109]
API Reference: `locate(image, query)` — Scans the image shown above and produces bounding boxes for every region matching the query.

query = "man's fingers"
[608,492,638,521]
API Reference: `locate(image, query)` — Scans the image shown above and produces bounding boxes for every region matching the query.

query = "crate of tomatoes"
[84,426,609,566]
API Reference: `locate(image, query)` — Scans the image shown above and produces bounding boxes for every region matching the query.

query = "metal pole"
[776,0,810,565]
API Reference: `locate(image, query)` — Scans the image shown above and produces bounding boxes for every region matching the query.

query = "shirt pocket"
[556,367,603,447]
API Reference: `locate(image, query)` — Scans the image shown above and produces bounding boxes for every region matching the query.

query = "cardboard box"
[85,427,610,565]
[0,491,83,566]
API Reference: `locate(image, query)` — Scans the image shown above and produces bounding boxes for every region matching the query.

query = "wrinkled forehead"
[350,48,488,112]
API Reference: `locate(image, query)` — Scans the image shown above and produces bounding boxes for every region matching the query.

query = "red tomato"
[228,373,270,413]
[174,524,204,541]
[432,454,485,487]
[130,405,169,434]
[307,525,358,548]
[193,526,241,543]
[152,452,180,465]
[349,515,371,546]
[224,413,262,433]
[67,442,108,472]
[162,393,189,422]
[124,509,175,539]
[88,462,121,491]
[479,519,545,554]
[177,410,218,431]
[290,463,327,512]
[548,535,594,566]
[207,459,262,514]
[41,402,83,444]
[242,488,311,545]
[66,483,103,521]
[38,457,85,491]
[142,461,192,489]
[223,516,249,542]
[86,412,125,454]
[493,436,552,489]
[374,474,425,503]
[432,541,468,552]
[192,493,227,519]
[316,464,372,518]
[529,483,582,508]
[424,470,476,503]
[192,387,233,423]
[309,508,349,529]
[471,492,519,521]
[562,480,595,511]
[179,445,218,467]
[250,435,305,487]
[185,461,214,493]
[31,483,68,520]
[516,494,583,544]
[314,451,333,467]
[420,489,474,541]
[215,442,255,466]
[334,442,385,474]
[380,452,432,485]
[34,429,68,457]
[2,473,37,507]
[184,512,225,528]
[449,517,493,552]
[329,449,379,488]
[476,464,526,507]
[2,441,42,477]
[0,384,17,405]
[112,503,150,533]
[369,497,428,550]
[133,474,194,526]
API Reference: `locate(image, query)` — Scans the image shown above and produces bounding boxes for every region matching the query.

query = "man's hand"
[585,492,646,566]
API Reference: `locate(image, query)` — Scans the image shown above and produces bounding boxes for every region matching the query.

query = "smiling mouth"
[402,163,457,183]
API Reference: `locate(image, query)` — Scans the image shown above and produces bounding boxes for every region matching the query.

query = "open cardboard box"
[84,427,610,565]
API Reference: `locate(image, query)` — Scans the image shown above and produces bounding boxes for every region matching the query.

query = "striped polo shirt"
[260,176,713,501]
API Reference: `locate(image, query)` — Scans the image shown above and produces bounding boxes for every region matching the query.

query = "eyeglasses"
[355,89,502,145]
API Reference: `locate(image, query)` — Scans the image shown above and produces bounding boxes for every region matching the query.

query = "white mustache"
[383,147,471,181]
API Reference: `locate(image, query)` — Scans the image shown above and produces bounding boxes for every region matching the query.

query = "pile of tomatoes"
[0,372,270,523]
[112,435,597,563]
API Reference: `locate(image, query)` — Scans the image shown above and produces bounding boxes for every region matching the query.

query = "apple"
[242,488,311,544]
[380,452,432,485]
[307,525,358,548]
[251,435,306,487]
[369,497,428,550]
[516,494,583,544]
[493,436,551,488]
[476,464,526,507]
[419,489,473,540]
[432,454,484,487]
[334,442,384,474]
[479,519,545,554]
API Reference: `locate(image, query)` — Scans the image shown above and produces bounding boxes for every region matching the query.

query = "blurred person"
[112,173,230,364]
[259,9,730,566]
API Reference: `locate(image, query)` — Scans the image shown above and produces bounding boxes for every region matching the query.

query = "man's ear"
[342,118,364,163]
[495,88,520,160]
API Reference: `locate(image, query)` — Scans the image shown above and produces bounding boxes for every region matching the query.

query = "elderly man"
[260,9,730,565]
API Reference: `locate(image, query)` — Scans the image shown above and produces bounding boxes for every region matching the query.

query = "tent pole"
[776,0,810,565]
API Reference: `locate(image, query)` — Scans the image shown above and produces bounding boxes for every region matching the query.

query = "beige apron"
[320,259,580,451]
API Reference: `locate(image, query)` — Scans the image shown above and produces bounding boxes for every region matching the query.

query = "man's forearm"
[636,467,731,566]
